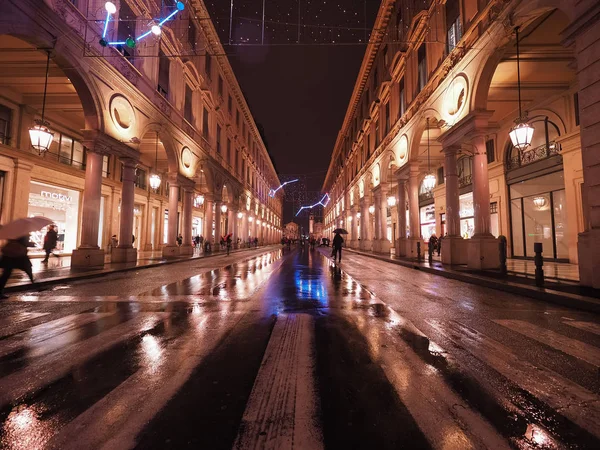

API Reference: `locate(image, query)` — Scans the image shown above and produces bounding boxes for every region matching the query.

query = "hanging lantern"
[368,205,375,214]
[221,204,228,213]
[29,51,54,154]
[387,196,397,207]
[509,119,534,151]
[195,194,204,207]
[533,196,547,209]
[149,173,161,191]
[423,173,437,191]
[237,212,243,219]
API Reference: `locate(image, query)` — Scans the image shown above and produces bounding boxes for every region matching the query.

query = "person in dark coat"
[42,225,60,263]
[332,232,344,264]
[0,235,35,299]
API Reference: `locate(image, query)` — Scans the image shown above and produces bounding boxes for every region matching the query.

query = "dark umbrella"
[333,228,348,234]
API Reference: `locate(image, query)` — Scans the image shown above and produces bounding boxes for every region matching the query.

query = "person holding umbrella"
[0,217,50,299]
[332,227,347,264]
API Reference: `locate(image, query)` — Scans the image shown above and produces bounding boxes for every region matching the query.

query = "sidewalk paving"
[330,247,600,314]
[5,245,275,293]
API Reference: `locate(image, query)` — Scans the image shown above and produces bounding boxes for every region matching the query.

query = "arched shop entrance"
[506,117,568,260]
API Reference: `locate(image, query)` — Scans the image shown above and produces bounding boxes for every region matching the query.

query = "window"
[205,53,212,78]
[188,18,197,51]
[383,46,389,67]
[216,124,222,154]
[506,118,561,170]
[373,68,378,93]
[375,119,380,148]
[102,155,110,178]
[236,109,240,128]
[367,134,371,158]
[385,103,390,134]
[446,0,462,53]
[486,139,495,164]
[202,107,209,139]
[218,75,223,97]
[227,138,231,165]
[437,166,445,185]
[135,168,147,189]
[418,44,427,92]
[0,105,11,145]
[399,77,406,118]
[574,93,580,126]
[457,156,473,187]
[51,132,85,170]
[184,85,194,124]
[158,49,170,97]
[117,0,136,60]
[235,149,240,175]
[228,95,232,114]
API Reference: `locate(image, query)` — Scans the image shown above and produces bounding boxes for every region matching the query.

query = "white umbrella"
[0,217,54,240]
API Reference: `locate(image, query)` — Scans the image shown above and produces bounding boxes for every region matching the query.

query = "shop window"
[486,139,495,164]
[188,18,197,51]
[420,204,435,240]
[202,107,209,140]
[459,192,474,238]
[184,84,193,124]
[205,53,212,78]
[135,168,147,189]
[102,155,110,178]
[490,201,499,237]
[216,124,222,154]
[117,0,136,61]
[446,0,462,53]
[574,93,580,127]
[399,78,406,118]
[228,95,232,114]
[0,105,11,145]
[418,44,427,93]
[437,166,444,185]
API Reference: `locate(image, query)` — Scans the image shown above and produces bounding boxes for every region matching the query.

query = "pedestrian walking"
[226,234,232,255]
[42,225,60,263]
[428,234,438,260]
[110,235,118,249]
[332,232,344,264]
[0,235,35,299]
[177,234,183,246]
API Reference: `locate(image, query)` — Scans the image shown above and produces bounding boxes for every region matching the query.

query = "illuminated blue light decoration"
[100,1,185,48]
[296,193,330,216]
[269,179,299,198]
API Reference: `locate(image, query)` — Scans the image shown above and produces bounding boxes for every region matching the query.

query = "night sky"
[204,0,379,227]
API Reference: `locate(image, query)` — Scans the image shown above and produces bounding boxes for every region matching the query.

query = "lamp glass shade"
[29,124,54,153]
[249,216,253,222]
[387,196,397,207]
[220,204,228,213]
[195,194,204,206]
[423,173,437,191]
[105,1,117,14]
[149,173,161,190]
[237,212,243,219]
[509,120,534,150]
[368,205,375,214]
[533,196,547,209]
[356,213,361,219]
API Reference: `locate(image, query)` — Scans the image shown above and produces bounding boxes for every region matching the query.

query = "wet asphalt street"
[0,245,598,449]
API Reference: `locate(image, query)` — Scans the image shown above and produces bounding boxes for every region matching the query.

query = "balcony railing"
[419,190,433,203]
[507,141,562,171]
[458,174,472,188]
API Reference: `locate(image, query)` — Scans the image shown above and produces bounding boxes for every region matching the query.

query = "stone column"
[442,145,467,265]
[112,158,138,263]
[395,177,407,256]
[204,199,213,243]
[180,188,194,256]
[231,210,239,248]
[379,187,390,253]
[214,201,222,250]
[359,197,371,251]
[373,189,382,242]
[467,135,499,269]
[241,213,248,246]
[407,163,421,258]
[350,207,358,248]
[162,182,180,257]
[72,149,105,267]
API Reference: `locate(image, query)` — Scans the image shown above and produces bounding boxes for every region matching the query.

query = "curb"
[340,248,600,314]
[5,246,278,294]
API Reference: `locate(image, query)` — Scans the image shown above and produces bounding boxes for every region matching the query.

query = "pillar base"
[359,239,372,252]
[349,239,359,249]
[578,229,600,288]
[441,236,468,265]
[162,245,180,258]
[179,245,194,256]
[467,235,500,270]
[143,244,153,251]
[395,238,407,257]
[406,238,422,259]
[71,248,105,268]
[372,239,391,254]
[111,247,138,263]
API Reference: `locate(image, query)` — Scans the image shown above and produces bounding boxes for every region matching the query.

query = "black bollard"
[417,241,421,261]
[499,235,508,276]
[534,242,544,287]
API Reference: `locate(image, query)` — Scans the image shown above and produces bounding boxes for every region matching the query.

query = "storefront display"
[420,204,436,240]
[459,193,474,239]
[192,217,202,238]
[28,181,80,254]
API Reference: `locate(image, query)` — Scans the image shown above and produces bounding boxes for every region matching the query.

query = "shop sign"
[41,190,72,202]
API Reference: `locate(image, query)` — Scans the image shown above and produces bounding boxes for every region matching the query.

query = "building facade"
[0,0,283,265]
[284,222,299,240]
[322,0,600,287]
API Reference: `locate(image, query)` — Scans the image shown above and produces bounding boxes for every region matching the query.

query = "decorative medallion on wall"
[373,164,381,187]
[109,95,136,134]
[246,196,251,211]
[396,134,408,165]
[181,147,192,169]
[443,75,468,125]
[359,180,365,198]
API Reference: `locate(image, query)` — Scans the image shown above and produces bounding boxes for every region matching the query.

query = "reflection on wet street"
[0,247,598,449]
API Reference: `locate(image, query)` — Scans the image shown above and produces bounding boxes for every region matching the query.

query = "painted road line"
[0,313,115,359]
[45,312,245,450]
[428,319,600,439]
[562,320,600,336]
[0,313,169,409]
[494,319,600,368]
[347,311,510,450]
[233,313,323,450]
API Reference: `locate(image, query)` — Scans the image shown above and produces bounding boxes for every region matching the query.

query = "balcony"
[418,190,433,203]
[507,141,562,171]
[458,174,472,188]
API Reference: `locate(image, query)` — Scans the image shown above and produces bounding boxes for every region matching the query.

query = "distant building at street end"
[312,221,324,241]
[284,222,299,240]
